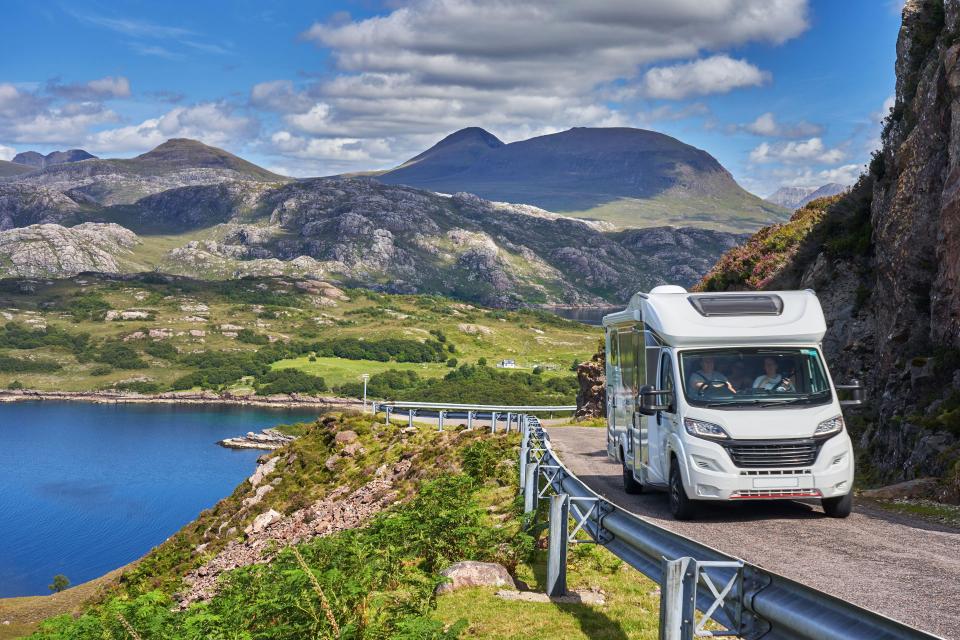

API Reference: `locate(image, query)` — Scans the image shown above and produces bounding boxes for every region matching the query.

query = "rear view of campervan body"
[603,285,863,520]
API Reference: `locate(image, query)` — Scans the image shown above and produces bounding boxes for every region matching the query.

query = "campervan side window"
[617,330,636,394]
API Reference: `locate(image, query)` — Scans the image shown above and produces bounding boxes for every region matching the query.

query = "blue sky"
[0,0,903,196]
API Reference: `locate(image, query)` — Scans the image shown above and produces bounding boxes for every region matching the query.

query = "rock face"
[698,0,960,483]
[0,223,138,277]
[575,346,606,419]
[435,561,516,595]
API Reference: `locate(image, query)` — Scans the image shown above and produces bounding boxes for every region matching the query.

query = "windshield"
[679,347,832,408]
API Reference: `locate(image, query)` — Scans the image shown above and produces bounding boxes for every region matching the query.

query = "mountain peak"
[12,148,96,170]
[134,139,285,180]
[434,127,504,150]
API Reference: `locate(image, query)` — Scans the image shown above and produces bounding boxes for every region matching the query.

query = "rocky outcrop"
[697,0,960,484]
[219,428,297,450]
[575,346,606,419]
[0,223,138,277]
[0,184,82,230]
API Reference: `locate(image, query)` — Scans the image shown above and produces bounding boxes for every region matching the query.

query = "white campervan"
[603,286,862,520]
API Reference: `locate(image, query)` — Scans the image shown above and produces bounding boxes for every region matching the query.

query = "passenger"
[752,357,796,392]
[688,356,737,395]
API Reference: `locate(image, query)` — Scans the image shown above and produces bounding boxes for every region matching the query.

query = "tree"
[49,574,70,593]
[446,357,458,368]
[477,357,487,367]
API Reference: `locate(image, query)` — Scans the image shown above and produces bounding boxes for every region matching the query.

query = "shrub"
[7,380,23,390]
[114,381,161,394]
[65,293,112,320]
[237,328,269,345]
[446,357,458,368]
[143,341,178,360]
[90,364,112,376]
[48,574,69,593]
[95,341,147,370]
[0,355,61,373]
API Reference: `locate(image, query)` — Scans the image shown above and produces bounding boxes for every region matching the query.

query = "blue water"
[0,401,321,597]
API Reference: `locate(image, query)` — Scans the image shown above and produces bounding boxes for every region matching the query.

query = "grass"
[0,566,129,640]
[866,498,960,528]
[0,275,598,395]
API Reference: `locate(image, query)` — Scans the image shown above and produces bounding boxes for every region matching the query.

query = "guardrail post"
[385,406,392,425]
[506,412,513,433]
[408,409,414,429]
[659,557,694,640]
[438,410,445,432]
[490,411,498,433]
[467,410,474,430]
[523,462,538,514]
[371,402,378,415]
[519,444,529,491]
[546,493,569,597]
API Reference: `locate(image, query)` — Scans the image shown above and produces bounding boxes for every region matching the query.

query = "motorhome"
[603,286,862,520]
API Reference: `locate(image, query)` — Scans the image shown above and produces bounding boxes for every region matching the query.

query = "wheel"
[622,459,643,494]
[821,492,853,518]
[669,460,697,520]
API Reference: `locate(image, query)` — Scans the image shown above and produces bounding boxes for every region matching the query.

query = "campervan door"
[606,324,642,468]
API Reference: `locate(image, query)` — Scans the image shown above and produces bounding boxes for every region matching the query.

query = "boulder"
[861,478,939,500]
[248,456,279,487]
[334,430,358,445]
[436,561,516,595]
[245,509,282,535]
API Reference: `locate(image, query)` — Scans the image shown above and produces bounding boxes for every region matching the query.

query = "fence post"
[546,493,569,597]
[385,406,391,425]
[523,462,538,514]
[467,410,474,430]
[438,410,445,432]
[659,557,695,640]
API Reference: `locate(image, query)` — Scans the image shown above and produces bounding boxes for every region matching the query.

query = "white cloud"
[642,55,770,100]
[742,111,822,138]
[87,102,256,153]
[774,163,862,188]
[636,102,710,125]
[749,137,845,164]
[48,76,131,100]
[0,144,15,161]
[250,80,314,113]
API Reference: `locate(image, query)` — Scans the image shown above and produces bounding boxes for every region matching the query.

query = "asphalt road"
[546,426,960,639]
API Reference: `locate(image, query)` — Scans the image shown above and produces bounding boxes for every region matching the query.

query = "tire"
[822,492,853,518]
[669,459,697,520]
[622,458,643,494]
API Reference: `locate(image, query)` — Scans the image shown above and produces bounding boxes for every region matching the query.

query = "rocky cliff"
[699,0,960,489]
[0,223,139,277]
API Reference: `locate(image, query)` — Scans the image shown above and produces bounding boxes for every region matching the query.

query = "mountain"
[4,139,287,207]
[697,0,960,491]
[378,126,790,232]
[765,183,849,209]
[0,160,33,177]
[12,148,96,169]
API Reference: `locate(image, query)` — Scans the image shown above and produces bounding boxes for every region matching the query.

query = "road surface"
[547,426,960,639]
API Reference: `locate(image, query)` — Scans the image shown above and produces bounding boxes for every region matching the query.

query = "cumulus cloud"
[773,163,862,188]
[87,102,256,153]
[749,137,845,164]
[48,76,131,100]
[250,80,314,113]
[741,111,823,138]
[279,0,807,168]
[642,55,770,100]
[0,144,15,161]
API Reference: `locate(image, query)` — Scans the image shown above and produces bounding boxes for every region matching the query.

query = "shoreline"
[0,389,362,410]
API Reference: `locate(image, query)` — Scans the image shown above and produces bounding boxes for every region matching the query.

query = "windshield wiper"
[757,393,828,408]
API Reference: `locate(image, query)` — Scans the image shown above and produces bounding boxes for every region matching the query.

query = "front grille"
[731,488,822,499]
[723,439,822,468]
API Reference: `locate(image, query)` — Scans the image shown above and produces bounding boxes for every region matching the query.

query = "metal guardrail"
[517,414,941,640]
[371,400,574,431]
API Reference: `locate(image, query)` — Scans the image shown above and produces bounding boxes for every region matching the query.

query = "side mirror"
[638,385,672,415]
[836,378,865,407]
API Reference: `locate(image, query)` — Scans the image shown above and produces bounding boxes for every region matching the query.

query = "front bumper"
[679,432,853,501]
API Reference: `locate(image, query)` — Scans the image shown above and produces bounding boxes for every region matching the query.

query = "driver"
[688,356,737,395]
[753,357,796,392]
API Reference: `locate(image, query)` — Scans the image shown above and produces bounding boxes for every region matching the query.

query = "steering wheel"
[699,381,729,397]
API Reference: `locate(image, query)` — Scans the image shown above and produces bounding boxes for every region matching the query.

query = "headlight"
[814,415,844,437]
[683,417,730,440]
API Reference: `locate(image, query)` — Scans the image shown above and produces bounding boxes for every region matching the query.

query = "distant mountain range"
[375,127,789,232]
[12,148,97,170]
[764,183,849,210]
[0,138,745,306]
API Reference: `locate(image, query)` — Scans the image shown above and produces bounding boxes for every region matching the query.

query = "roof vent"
[650,285,687,294]
[688,294,784,317]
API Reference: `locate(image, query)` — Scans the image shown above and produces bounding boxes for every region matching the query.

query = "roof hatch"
[688,294,784,317]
